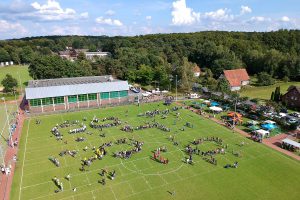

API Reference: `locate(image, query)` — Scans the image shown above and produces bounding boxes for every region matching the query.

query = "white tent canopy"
[203,100,210,103]
[279,113,287,117]
[142,92,152,97]
[264,120,276,125]
[247,120,259,125]
[255,129,270,137]
[209,106,223,112]
[282,138,300,148]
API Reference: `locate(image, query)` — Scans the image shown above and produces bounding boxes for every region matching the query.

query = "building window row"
[29,91,128,107]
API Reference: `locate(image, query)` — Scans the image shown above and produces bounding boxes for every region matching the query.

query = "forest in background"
[0,30,299,90]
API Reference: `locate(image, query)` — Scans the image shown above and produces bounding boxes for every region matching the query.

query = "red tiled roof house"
[193,65,201,77]
[222,69,250,91]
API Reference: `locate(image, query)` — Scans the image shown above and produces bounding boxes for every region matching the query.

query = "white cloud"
[171,0,200,25]
[30,0,78,21]
[80,12,89,19]
[240,6,252,15]
[203,8,234,21]
[0,19,27,33]
[52,25,82,35]
[105,10,115,16]
[95,17,123,26]
[146,16,152,20]
[281,16,290,22]
[250,16,271,22]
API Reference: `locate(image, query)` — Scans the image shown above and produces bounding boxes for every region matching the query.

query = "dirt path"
[177,101,300,161]
[0,97,26,200]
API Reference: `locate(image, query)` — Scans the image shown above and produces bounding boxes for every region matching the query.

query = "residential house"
[85,52,111,60]
[222,69,250,91]
[193,65,201,77]
[282,86,300,110]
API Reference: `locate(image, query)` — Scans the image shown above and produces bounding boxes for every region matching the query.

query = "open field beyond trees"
[11,102,300,200]
[0,65,31,90]
[240,81,300,101]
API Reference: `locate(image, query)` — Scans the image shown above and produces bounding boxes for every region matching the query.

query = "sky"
[0,0,299,39]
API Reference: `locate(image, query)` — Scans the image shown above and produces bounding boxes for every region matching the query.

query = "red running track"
[0,108,25,200]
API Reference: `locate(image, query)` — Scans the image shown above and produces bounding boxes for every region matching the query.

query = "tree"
[20,46,34,64]
[135,65,154,85]
[77,52,86,61]
[1,74,18,93]
[257,72,275,86]
[216,78,230,93]
[0,48,11,62]
[270,91,275,101]
[274,86,281,102]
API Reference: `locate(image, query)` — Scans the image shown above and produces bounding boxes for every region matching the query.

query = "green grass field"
[11,103,300,200]
[0,65,31,90]
[240,81,300,100]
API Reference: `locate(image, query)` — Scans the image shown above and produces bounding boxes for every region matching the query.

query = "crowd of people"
[153,147,169,164]
[69,125,87,134]
[49,156,60,167]
[44,103,245,195]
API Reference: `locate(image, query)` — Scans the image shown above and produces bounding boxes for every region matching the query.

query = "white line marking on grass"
[142,176,152,189]
[110,186,118,200]
[19,118,31,200]
[0,112,10,138]
[60,115,92,188]
[127,182,135,194]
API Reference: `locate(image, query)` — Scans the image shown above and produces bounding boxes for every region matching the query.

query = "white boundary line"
[19,105,278,200]
[18,118,30,200]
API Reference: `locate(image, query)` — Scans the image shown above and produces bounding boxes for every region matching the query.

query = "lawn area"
[11,102,300,200]
[0,65,31,91]
[240,81,300,101]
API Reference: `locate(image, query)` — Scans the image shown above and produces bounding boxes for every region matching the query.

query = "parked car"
[248,114,259,120]
[290,112,300,118]
[288,118,298,124]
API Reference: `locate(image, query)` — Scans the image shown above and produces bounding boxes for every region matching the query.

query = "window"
[54,96,64,104]
[88,93,97,101]
[100,92,109,99]
[110,91,119,99]
[68,95,77,103]
[42,98,52,106]
[119,90,128,97]
[30,99,41,107]
[78,94,88,102]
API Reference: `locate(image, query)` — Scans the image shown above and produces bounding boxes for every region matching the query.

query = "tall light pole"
[18,72,23,96]
[175,75,178,102]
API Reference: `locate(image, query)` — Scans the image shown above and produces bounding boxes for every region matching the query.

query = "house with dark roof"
[282,86,300,110]
[222,69,250,91]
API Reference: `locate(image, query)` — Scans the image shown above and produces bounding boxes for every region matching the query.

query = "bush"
[282,76,290,82]
[257,72,275,86]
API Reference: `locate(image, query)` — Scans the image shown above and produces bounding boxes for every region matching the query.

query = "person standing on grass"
[66,174,71,181]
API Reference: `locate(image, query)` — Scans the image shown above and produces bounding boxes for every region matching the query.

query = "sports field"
[11,103,300,200]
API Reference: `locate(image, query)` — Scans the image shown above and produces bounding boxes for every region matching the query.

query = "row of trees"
[0,30,299,89]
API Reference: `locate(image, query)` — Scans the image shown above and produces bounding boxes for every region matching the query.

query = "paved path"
[177,102,300,161]
[263,134,300,161]
[0,97,26,200]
